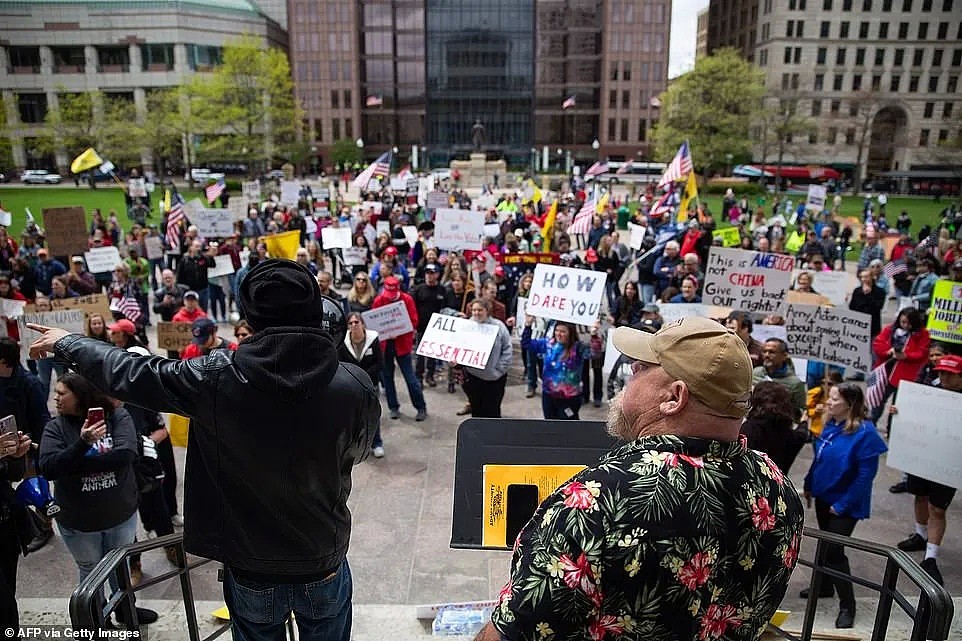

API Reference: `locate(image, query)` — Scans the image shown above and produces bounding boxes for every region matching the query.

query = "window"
[894,49,905,66]
[797,21,805,37]
[620,119,628,142]
[141,44,174,71]
[791,73,800,89]
[954,50,962,67]
[609,90,617,108]
[784,47,793,64]
[913,49,924,66]
[924,102,935,117]
[919,129,930,146]
[843,0,852,8]
[873,75,882,90]
[850,102,860,116]
[609,62,618,81]
[343,90,351,109]
[928,75,940,92]
[831,99,841,114]
[938,129,948,142]
[607,118,616,140]
[836,48,847,65]
[846,127,856,144]
[330,90,339,109]
[623,62,631,81]
[875,49,885,65]
[863,0,873,7]
[823,0,832,7]
[833,74,844,90]
[638,119,647,142]
[809,132,818,144]
[187,45,222,70]
[902,0,912,9]
[933,50,944,66]
[918,23,929,39]
[345,118,353,139]
[622,90,630,108]
[856,48,866,65]
[878,23,889,39]
[782,73,791,90]
[794,47,802,63]
[944,103,954,119]
[331,119,340,140]
[949,76,959,92]
[16,93,47,123]
[815,73,825,89]
[817,48,827,64]
[909,75,920,91]
[943,0,954,9]
[786,20,794,37]
[938,22,949,39]
[859,22,869,38]
[898,22,909,39]
[840,22,850,38]
[313,119,322,142]
[922,0,932,7]
[828,127,838,144]
[883,0,893,8]
[812,99,823,115]
[852,74,863,90]
[820,21,830,37]
[890,74,902,90]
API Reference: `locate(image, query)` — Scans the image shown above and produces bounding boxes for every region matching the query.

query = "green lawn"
[0,185,207,238]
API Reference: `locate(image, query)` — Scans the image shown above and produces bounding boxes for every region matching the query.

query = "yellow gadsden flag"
[540,199,559,252]
[70,147,103,174]
[261,230,301,260]
[678,172,698,223]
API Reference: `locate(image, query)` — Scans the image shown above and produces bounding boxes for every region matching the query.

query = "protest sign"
[657,303,709,326]
[703,247,793,314]
[401,225,419,247]
[84,246,121,274]
[321,227,352,250]
[0,210,9,227]
[127,178,147,198]
[810,270,853,307]
[784,303,872,372]
[143,235,164,260]
[502,253,561,266]
[242,181,261,202]
[362,301,414,341]
[189,208,234,238]
[157,321,193,353]
[208,254,236,279]
[376,220,391,237]
[42,207,88,256]
[227,199,248,221]
[475,194,497,212]
[0,298,25,319]
[526,264,607,326]
[389,178,407,192]
[888,382,962,488]
[426,191,449,211]
[25,293,111,320]
[515,297,528,336]
[806,184,827,214]
[17,309,84,362]
[343,247,367,266]
[786,290,833,306]
[627,223,645,250]
[406,178,419,195]
[483,223,501,240]
[751,324,788,344]
[280,181,301,206]
[926,280,962,344]
[712,227,741,248]
[416,313,500,369]
[434,208,484,251]
[602,330,621,376]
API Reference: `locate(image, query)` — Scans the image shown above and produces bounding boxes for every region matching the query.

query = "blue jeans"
[208,282,227,320]
[35,357,67,403]
[59,513,138,588]
[224,560,352,641]
[380,342,426,412]
[640,284,655,305]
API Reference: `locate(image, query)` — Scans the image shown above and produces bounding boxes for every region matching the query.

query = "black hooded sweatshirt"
[53,327,379,582]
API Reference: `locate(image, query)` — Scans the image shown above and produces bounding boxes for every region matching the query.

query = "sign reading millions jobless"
[927,280,962,344]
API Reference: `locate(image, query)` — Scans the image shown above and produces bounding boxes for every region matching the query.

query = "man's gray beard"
[606,390,633,441]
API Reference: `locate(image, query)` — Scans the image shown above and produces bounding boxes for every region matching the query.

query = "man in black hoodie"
[27,260,380,641]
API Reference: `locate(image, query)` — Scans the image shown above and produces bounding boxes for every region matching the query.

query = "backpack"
[135,435,165,494]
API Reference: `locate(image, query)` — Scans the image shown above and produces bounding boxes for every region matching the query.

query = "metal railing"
[72,527,953,640]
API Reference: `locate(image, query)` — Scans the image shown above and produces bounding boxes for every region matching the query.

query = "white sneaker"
[171,514,185,527]
[372,446,385,458]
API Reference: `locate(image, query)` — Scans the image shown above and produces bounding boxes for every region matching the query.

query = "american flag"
[567,193,608,235]
[616,162,631,175]
[915,230,939,258]
[658,141,693,188]
[882,261,908,279]
[396,165,413,180]
[205,177,226,203]
[562,95,576,110]
[166,192,185,253]
[118,296,142,324]
[649,190,674,218]
[585,162,608,177]
[866,361,890,411]
[352,151,392,189]
[366,95,383,107]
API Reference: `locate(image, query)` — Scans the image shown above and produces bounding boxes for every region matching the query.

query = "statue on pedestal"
[471,120,485,152]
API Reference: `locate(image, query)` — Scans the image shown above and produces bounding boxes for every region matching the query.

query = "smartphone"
[0,415,16,437]
[505,484,540,548]
[87,407,105,425]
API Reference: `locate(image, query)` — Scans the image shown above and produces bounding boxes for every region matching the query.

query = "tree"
[135,87,193,182]
[329,137,362,170]
[35,89,139,168]
[0,96,12,173]
[759,93,817,194]
[187,34,302,177]
[652,48,765,174]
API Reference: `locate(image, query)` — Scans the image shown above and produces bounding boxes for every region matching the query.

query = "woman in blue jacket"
[803,382,887,630]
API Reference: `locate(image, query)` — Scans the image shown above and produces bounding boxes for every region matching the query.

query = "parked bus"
[588,161,666,184]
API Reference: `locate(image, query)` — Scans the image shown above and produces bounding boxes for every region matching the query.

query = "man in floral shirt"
[476,317,805,641]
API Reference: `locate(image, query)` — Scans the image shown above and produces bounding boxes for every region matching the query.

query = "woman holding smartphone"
[870,307,930,427]
[37,373,157,625]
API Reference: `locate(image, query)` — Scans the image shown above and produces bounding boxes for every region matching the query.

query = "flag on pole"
[261,230,301,260]
[396,165,413,180]
[541,199,558,252]
[522,179,543,204]
[650,190,674,219]
[678,172,699,223]
[585,162,609,178]
[865,361,890,411]
[658,141,693,187]
[70,148,103,174]
[366,95,383,107]
[353,151,392,189]
[205,177,226,203]
[562,95,576,110]
[118,296,142,324]
[882,261,908,279]
[567,193,608,235]
[165,191,185,253]
[616,162,631,175]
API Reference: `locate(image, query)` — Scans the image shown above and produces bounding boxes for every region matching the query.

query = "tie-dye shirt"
[521,327,589,399]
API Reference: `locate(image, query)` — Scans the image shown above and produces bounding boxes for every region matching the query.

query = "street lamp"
[310,144,318,177]
[725,153,734,177]
[421,145,428,171]
[592,138,600,162]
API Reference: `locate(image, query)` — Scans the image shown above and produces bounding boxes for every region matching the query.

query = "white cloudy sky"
[669,0,709,77]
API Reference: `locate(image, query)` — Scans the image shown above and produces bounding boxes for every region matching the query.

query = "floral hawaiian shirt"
[492,434,805,641]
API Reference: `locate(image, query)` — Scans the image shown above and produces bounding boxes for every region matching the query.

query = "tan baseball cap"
[611,316,752,418]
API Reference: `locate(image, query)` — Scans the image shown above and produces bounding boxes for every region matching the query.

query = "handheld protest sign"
[43,207,88,256]
[361,301,413,341]
[703,247,793,314]
[415,313,499,370]
[525,264,606,326]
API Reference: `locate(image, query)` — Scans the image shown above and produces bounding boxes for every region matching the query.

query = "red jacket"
[872,324,931,388]
[890,241,914,263]
[372,290,418,356]
[180,337,237,360]
[171,307,208,324]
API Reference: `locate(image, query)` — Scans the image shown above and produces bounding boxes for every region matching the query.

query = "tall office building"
[705,0,962,179]
[696,8,710,61]
[288,0,671,171]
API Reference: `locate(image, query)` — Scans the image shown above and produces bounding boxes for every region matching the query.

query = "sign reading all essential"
[525,264,607,327]
[415,313,500,369]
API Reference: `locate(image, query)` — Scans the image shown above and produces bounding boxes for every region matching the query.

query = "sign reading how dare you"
[526,264,607,326]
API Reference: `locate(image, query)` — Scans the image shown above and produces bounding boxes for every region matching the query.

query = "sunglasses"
[355,277,368,282]
[347,320,361,325]
[235,332,250,339]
